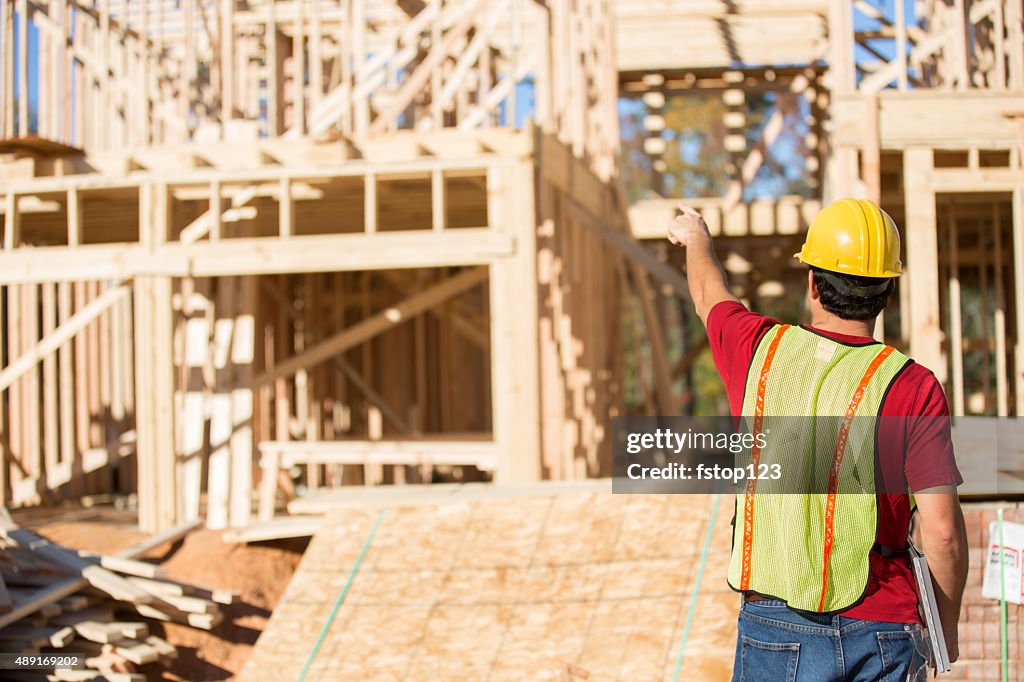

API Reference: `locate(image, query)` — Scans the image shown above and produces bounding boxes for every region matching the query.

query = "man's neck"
[808,311,875,338]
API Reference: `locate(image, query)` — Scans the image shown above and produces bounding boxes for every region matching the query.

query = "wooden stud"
[1,0,11,137]
[67,188,80,247]
[293,0,306,136]
[42,284,60,490]
[1013,187,1024,416]
[488,164,540,482]
[947,210,964,416]
[4,194,18,251]
[266,0,279,136]
[364,173,377,233]
[229,276,255,528]
[993,202,1008,416]
[221,0,234,123]
[209,181,222,242]
[17,0,28,136]
[207,280,234,530]
[278,177,293,238]
[903,148,944,381]
[24,284,40,494]
[56,282,74,489]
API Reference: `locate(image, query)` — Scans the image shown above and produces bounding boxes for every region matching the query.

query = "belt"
[742,592,772,603]
[873,542,909,558]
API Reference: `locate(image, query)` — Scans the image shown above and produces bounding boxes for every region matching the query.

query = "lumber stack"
[0,518,235,682]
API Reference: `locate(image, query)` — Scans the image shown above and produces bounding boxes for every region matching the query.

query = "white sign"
[982,519,1024,606]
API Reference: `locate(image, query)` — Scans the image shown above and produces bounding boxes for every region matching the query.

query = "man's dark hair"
[810,266,894,321]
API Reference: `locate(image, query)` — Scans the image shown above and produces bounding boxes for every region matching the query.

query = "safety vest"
[726,324,911,613]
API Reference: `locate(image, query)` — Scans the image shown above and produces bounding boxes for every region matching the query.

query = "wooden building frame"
[0,0,686,531]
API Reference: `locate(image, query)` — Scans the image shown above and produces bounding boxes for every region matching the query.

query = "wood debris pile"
[0,517,232,682]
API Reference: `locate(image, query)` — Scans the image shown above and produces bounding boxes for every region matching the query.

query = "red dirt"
[17,505,307,681]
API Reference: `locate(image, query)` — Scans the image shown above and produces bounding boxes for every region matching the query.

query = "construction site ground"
[11,503,305,682]
[11,492,1023,681]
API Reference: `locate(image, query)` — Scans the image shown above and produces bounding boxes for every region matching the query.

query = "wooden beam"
[363,172,376,233]
[992,202,1008,416]
[488,164,540,482]
[431,167,445,232]
[258,278,412,433]
[66,187,80,246]
[568,200,690,301]
[0,229,516,283]
[113,519,202,560]
[222,515,324,544]
[253,267,488,386]
[261,439,499,470]
[903,148,944,381]
[631,265,674,414]
[0,285,130,393]
[947,210,964,416]
[278,176,292,238]
[3,193,18,250]
[368,0,487,134]
[1014,187,1024,416]
[17,0,27,136]
[862,92,881,204]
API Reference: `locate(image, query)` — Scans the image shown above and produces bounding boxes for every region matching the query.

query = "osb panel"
[239,491,737,682]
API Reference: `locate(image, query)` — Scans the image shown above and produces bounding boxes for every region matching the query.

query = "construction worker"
[667,199,968,681]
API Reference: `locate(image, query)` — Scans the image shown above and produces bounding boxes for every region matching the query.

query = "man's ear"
[808,269,820,301]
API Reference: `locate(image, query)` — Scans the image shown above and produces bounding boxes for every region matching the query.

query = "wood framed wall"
[0,124,636,530]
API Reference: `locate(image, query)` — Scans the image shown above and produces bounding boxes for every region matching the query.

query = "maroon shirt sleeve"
[878,363,963,493]
[705,301,778,416]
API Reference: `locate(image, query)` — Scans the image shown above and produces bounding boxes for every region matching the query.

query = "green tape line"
[998,508,1008,682]
[672,491,722,682]
[298,508,387,682]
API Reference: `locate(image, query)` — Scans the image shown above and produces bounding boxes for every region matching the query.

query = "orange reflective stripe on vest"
[816,345,896,612]
[739,323,791,592]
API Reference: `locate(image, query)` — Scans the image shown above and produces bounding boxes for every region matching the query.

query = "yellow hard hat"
[794,198,903,278]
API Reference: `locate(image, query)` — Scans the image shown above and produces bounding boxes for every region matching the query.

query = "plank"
[260,439,498,470]
[229,276,255,529]
[0,286,130,394]
[113,519,202,560]
[568,200,690,302]
[0,577,84,630]
[903,148,943,380]
[222,516,324,544]
[0,526,153,605]
[0,573,11,613]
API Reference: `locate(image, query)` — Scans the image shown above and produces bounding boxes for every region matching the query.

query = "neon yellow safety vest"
[726,324,910,613]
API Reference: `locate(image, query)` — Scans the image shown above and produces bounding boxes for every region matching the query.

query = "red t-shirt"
[706,301,963,623]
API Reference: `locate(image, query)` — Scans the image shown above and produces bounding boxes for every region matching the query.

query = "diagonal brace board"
[258,277,413,434]
[568,199,691,301]
[253,266,489,386]
[0,285,130,393]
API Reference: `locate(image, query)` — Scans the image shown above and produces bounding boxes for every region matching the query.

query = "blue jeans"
[732,599,929,682]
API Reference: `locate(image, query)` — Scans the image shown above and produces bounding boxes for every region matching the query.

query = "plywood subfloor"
[239,484,737,681]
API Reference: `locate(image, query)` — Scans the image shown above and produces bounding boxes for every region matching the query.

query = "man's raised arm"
[666,204,740,325]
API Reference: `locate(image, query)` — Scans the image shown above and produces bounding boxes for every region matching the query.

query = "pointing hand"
[667,204,711,247]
